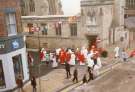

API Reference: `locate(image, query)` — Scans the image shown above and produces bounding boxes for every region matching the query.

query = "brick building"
[0,0,29,91]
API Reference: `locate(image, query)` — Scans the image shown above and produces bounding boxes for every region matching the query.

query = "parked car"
[130,49,135,57]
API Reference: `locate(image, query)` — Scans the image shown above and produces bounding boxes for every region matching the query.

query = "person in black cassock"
[65,62,71,78]
[82,74,87,84]
[88,67,94,82]
[72,68,78,83]
[31,76,37,92]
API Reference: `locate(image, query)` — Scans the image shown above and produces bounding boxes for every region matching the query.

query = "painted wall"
[0,47,29,91]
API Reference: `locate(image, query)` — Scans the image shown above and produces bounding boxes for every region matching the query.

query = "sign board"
[12,40,19,49]
[0,42,5,49]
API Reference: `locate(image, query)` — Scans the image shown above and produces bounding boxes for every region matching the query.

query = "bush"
[101,50,108,58]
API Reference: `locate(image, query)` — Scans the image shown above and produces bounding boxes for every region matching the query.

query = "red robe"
[76,52,85,63]
[40,52,44,61]
[65,52,71,63]
[59,50,66,64]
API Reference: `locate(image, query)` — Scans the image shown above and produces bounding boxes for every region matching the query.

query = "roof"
[125,17,135,29]
[21,15,79,19]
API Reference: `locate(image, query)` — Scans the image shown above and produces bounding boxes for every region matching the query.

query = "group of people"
[64,45,102,84]
[16,75,37,92]
[38,45,102,67]
[20,45,103,92]
[114,46,129,62]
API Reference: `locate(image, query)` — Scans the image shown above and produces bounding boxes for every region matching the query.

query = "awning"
[125,17,135,29]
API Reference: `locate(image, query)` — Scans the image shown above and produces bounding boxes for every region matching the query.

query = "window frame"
[55,23,62,36]
[5,13,17,36]
[70,23,77,36]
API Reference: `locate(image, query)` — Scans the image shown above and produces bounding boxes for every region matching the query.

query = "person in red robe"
[59,49,66,64]
[76,51,85,65]
[65,52,71,63]
[40,51,44,61]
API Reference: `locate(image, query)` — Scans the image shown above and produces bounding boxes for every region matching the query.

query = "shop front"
[0,35,29,91]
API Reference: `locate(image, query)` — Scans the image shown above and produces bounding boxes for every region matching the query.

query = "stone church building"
[20,0,63,16]
[21,0,130,50]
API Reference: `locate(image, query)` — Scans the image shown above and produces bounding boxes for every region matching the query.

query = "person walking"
[88,67,94,82]
[121,49,128,62]
[16,75,24,92]
[72,68,78,83]
[31,76,37,92]
[114,46,120,58]
[65,62,71,78]
[82,74,87,84]
[52,54,58,68]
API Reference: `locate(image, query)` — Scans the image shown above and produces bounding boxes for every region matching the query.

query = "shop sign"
[12,40,19,49]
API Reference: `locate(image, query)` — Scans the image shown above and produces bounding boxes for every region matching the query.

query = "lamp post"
[37,26,42,92]
[33,25,42,92]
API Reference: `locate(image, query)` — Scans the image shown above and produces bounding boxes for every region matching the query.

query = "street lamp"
[33,25,42,92]
[37,26,42,92]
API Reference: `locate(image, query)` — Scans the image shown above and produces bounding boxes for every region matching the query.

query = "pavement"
[13,46,134,92]
[70,59,135,92]
[14,56,121,92]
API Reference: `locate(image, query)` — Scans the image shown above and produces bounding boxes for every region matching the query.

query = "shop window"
[0,60,5,88]
[5,13,17,36]
[70,23,77,36]
[12,55,24,80]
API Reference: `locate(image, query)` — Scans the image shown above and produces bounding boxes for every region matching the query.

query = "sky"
[61,0,81,15]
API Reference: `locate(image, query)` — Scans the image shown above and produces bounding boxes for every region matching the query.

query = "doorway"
[87,35,97,49]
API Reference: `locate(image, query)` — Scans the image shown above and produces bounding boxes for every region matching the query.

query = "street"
[14,51,121,92]
[70,58,135,92]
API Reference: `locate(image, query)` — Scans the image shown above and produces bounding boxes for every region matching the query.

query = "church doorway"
[86,35,97,49]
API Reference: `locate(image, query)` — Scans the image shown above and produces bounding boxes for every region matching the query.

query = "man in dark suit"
[65,62,71,78]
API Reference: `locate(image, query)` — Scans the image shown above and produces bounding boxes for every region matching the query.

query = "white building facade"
[0,36,29,92]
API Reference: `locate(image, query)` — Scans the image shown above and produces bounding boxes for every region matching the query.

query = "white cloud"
[61,0,81,15]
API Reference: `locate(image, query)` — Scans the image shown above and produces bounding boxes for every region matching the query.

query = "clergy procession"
[36,45,102,80]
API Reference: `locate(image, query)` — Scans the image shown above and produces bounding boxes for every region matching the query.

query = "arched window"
[29,0,35,12]
[87,9,96,25]
[20,0,26,15]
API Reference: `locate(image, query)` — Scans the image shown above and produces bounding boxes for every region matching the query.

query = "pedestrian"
[92,55,102,78]
[121,49,128,62]
[88,67,94,82]
[16,75,24,92]
[52,54,58,68]
[114,46,120,58]
[31,76,37,92]
[69,51,76,65]
[65,62,71,78]
[72,68,78,83]
[82,74,87,84]
[45,52,50,66]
